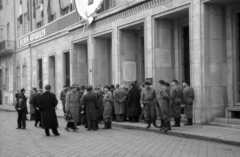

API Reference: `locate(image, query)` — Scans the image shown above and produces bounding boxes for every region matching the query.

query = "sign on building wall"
[18,11,79,48]
[123,61,137,82]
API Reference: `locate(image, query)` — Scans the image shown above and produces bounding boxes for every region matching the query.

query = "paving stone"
[0,111,240,157]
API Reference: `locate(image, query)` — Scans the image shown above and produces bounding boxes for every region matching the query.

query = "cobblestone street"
[0,111,239,157]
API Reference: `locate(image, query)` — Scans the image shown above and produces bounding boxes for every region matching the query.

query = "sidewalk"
[1,104,240,146]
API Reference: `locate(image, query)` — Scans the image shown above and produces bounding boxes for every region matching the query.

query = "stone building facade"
[0,0,240,123]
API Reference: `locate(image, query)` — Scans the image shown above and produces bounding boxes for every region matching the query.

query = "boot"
[162,122,171,133]
[87,121,92,131]
[152,120,159,128]
[102,122,108,129]
[184,118,193,125]
[172,118,180,127]
[178,118,181,127]
[146,121,151,129]
[108,122,112,129]
[159,119,164,129]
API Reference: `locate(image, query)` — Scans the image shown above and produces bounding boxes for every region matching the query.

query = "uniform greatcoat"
[170,84,183,118]
[141,87,156,121]
[182,86,195,119]
[157,85,170,122]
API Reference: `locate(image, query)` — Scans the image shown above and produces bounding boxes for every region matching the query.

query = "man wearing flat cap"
[40,84,60,136]
[65,84,81,131]
[141,81,158,129]
[182,80,195,125]
[170,80,183,127]
[156,80,171,132]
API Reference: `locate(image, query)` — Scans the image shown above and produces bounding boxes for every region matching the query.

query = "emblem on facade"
[75,0,103,28]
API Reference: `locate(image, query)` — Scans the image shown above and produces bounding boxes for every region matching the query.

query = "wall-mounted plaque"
[123,62,136,82]
[145,78,153,84]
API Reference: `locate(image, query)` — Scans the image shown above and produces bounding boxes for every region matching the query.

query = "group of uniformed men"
[141,79,195,133]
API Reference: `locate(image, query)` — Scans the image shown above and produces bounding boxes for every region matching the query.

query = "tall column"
[190,0,206,123]
[112,25,120,85]
[88,35,93,85]
[145,16,153,85]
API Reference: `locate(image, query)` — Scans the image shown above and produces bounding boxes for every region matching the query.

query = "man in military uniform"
[141,81,158,129]
[156,80,171,132]
[182,80,195,125]
[170,80,182,127]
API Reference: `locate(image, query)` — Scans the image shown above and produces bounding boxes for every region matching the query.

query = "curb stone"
[1,107,240,146]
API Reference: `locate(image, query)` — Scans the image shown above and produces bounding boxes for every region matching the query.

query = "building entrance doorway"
[49,56,56,93]
[63,52,70,87]
[182,26,190,84]
[37,59,43,89]
[120,23,145,86]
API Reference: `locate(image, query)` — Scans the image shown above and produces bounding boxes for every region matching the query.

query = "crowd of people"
[14,79,194,136]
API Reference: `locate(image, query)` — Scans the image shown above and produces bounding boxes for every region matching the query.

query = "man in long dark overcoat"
[82,85,98,131]
[126,83,141,122]
[40,84,60,136]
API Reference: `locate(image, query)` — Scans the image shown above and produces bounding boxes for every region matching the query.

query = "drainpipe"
[30,44,32,89]
[13,0,17,105]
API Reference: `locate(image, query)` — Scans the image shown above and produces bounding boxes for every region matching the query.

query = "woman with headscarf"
[81,85,98,131]
[102,86,113,129]
[65,84,81,131]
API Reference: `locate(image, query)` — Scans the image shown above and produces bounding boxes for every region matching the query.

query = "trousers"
[172,98,182,118]
[17,111,26,128]
[144,102,156,121]
[184,104,193,118]
[45,128,59,135]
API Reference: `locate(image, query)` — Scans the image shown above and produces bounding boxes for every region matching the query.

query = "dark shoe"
[108,122,112,129]
[184,118,193,125]
[22,127,26,129]
[16,127,21,129]
[102,122,108,129]
[162,122,171,133]
[65,128,70,131]
[54,133,60,136]
[172,118,180,127]
[46,134,50,136]
[159,119,165,129]
[146,121,151,129]
[34,123,37,127]
[153,120,159,128]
